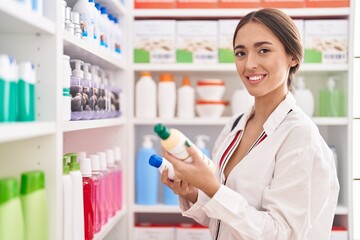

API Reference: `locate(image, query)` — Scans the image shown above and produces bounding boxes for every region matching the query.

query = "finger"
[184,140,201,163]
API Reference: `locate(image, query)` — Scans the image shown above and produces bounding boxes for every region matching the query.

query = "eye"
[259,48,270,54]
[235,51,246,57]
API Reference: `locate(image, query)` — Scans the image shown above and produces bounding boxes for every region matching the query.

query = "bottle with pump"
[73,0,94,42]
[70,59,84,120]
[136,72,157,118]
[97,152,109,225]
[67,153,85,240]
[293,76,314,117]
[90,155,103,233]
[114,146,123,210]
[177,76,195,118]
[18,62,36,121]
[231,83,254,115]
[62,55,71,121]
[79,158,94,240]
[0,55,16,122]
[0,177,24,240]
[195,135,211,158]
[82,63,94,120]
[136,135,159,205]
[20,170,48,240]
[105,149,116,217]
[319,77,345,117]
[90,65,100,119]
[154,123,216,172]
[63,156,73,240]
[158,73,176,118]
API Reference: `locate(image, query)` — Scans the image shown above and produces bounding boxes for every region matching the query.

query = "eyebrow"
[234,41,273,50]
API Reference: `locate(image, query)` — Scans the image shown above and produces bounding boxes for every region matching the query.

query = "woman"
[160,8,339,240]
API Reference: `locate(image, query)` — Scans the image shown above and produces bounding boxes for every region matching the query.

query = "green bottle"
[18,62,36,121]
[0,177,24,240]
[21,170,48,240]
[319,77,345,117]
[0,55,17,122]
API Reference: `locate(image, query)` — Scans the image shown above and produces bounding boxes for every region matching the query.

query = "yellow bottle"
[154,123,216,172]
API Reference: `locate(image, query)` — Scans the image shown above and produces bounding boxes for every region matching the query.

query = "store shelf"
[312,117,348,125]
[0,0,55,34]
[63,118,127,132]
[134,7,350,18]
[63,31,125,71]
[94,209,127,240]
[133,204,180,213]
[336,205,349,215]
[0,122,56,143]
[133,63,348,72]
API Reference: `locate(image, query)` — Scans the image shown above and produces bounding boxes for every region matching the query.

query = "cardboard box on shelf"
[218,19,239,63]
[218,0,260,8]
[134,0,176,8]
[134,20,176,63]
[176,0,218,8]
[304,19,348,64]
[135,223,175,240]
[305,0,349,8]
[175,224,211,240]
[261,0,305,8]
[176,21,218,64]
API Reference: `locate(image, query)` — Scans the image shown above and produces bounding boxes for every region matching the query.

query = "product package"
[261,0,305,8]
[304,20,348,64]
[218,20,238,63]
[134,20,176,63]
[218,0,259,8]
[176,21,218,64]
[176,0,217,8]
[305,0,349,7]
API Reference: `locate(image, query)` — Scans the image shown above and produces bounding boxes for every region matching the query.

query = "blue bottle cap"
[149,154,163,168]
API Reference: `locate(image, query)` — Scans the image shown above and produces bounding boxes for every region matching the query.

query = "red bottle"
[80,158,94,240]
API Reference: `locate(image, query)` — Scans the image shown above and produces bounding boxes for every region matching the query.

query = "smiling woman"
[158,8,340,240]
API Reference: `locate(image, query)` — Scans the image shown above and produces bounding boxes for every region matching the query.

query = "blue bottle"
[163,185,178,205]
[136,135,158,205]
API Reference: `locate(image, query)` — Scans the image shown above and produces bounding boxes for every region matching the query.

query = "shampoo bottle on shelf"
[62,55,71,121]
[319,77,345,117]
[20,170,48,240]
[79,158,94,240]
[154,123,216,172]
[114,146,123,210]
[90,65,100,119]
[18,62,36,121]
[63,156,73,240]
[231,83,254,115]
[82,63,94,120]
[105,149,116,217]
[136,72,157,118]
[73,0,94,42]
[70,59,84,120]
[177,76,195,118]
[158,73,176,118]
[293,76,314,117]
[0,54,14,122]
[136,135,158,205]
[67,153,85,240]
[89,155,103,233]
[98,152,109,225]
[195,135,211,158]
[0,177,24,240]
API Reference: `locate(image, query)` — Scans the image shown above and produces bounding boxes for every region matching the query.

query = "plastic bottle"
[90,65,100,119]
[154,123,216,172]
[8,59,18,122]
[94,3,102,47]
[113,17,122,55]
[70,59,84,120]
[294,76,314,117]
[231,84,254,115]
[79,158,94,240]
[90,155,102,232]
[136,72,157,118]
[73,0,94,42]
[136,135,159,205]
[97,151,109,225]
[0,55,16,122]
[148,154,175,180]
[62,156,73,240]
[319,77,345,117]
[106,149,116,217]
[0,177,24,240]
[20,170,48,240]
[82,63,94,120]
[158,73,176,118]
[67,153,85,240]
[18,62,36,121]
[100,7,109,48]
[195,135,211,158]
[114,146,123,210]
[62,55,71,121]
[177,76,195,118]
[88,0,98,44]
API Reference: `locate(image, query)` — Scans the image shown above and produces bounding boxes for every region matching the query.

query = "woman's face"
[233,21,297,99]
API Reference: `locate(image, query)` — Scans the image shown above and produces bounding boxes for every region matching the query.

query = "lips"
[245,74,267,85]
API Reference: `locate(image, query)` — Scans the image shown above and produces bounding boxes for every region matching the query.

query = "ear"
[289,57,298,68]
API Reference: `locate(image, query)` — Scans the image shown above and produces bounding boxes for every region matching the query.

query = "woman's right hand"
[160,168,198,204]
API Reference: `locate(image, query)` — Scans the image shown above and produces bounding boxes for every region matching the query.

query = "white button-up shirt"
[179,92,340,240]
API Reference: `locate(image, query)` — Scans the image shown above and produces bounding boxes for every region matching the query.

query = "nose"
[245,52,258,70]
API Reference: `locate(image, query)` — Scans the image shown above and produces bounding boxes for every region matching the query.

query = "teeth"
[248,75,264,81]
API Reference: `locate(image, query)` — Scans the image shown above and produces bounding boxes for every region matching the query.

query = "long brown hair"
[233,8,303,89]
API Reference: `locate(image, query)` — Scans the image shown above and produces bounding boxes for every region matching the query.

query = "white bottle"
[294,76,314,117]
[158,73,176,118]
[62,156,73,240]
[231,84,254,115]
[82,63,94,120]
[62,55,71,121]
[195,135,210,158]
[88,0,98,45]
[67,154,85,240]
[100,7,109,48]
[113,17,123,55]
[136,72,157,118]
[177,76,195,118]
[148,154,175,180]
[73,0,94,42]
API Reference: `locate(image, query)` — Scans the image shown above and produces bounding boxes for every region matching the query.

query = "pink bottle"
[80,158,94,240]
[114,147,123,210]
[98,152,109,225]
[106,149,116,217]
[90,155,102,233]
